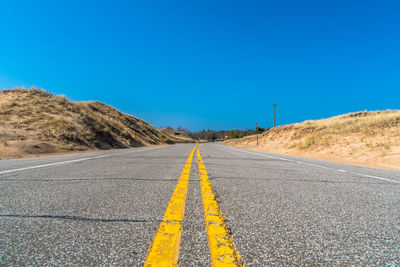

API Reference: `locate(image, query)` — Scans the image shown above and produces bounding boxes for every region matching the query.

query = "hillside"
[224,111,400,171]
[0,88,194,159]
[159,128,194,143]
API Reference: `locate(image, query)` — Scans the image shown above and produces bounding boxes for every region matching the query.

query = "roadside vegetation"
[165,127,267,141]
[0,88,194,159]
[224,111,400,171]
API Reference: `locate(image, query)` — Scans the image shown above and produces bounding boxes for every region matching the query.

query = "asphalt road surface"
[1,143,399,265]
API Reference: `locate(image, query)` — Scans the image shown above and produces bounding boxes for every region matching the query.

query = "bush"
[255,126,266,133]
[298,136,315,150]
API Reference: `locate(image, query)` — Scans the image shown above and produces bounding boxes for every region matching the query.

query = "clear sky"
[1,1,399,131]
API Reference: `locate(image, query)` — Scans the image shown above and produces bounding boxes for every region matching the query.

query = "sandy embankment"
[224,111,400,172]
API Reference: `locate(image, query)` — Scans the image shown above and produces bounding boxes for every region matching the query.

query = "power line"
[270,104,278,128]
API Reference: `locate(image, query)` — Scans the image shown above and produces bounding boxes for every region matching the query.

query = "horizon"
[1,0,399,131]
[2,86,398,133]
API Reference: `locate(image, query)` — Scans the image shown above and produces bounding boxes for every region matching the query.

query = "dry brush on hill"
[0,88,193,159]
[224,111,400,171]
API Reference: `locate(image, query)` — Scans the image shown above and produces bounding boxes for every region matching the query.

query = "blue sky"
[1,0,399,131]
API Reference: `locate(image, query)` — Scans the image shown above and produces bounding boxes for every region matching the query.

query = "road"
[1,143,399,265]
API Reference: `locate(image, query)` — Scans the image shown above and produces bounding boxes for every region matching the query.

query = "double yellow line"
[144,145,196,266]
[144,145,244,266]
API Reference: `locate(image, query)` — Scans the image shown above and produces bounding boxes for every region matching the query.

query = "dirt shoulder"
[0,142,171,161]
[223,142,400,172]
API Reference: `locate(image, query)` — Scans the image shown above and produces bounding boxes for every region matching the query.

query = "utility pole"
[257,132,258,146]
[271,104,278,128]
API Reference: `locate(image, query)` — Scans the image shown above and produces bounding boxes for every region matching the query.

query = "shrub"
[298,136,315,150]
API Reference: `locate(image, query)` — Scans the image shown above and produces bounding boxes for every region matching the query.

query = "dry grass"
[159,128,194,143]
[224,110,400,171]
[0,88,194,159]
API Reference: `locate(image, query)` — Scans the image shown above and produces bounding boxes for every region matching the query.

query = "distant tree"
[211,132,217,141]
[177,125,191,134]
[255,126,266,133]
[230,130,239,139]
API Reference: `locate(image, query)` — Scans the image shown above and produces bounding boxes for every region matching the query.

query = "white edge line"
[221,145,400,184]
[0,145,172,175]
[354,173,400,184]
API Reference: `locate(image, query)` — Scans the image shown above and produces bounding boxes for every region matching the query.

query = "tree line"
[162,126,268,141]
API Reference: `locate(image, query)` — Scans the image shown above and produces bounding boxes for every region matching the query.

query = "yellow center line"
[197,147,245,266]
[144,145,197,266]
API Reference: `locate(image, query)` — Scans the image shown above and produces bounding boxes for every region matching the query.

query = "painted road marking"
[197,147,244,266]
[223,145,400,184]
[0,146,169,176]
[144,145,197,266]
[353,173,400,184]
